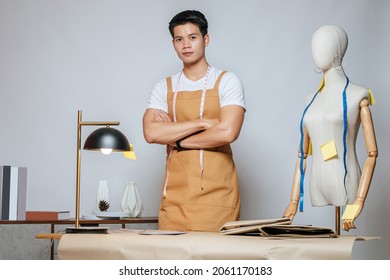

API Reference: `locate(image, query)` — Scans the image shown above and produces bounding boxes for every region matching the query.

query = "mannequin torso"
[304,67,369,206]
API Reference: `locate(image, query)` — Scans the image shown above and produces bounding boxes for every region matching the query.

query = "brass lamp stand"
[66,110,130,234]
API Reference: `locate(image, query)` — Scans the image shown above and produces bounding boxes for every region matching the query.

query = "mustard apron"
[158,71,240,232]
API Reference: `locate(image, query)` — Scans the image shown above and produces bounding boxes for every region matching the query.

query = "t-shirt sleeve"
[147,79,168,112]
[219,72,246,111]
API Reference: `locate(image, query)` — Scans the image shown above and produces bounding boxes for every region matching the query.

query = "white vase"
[97,180,109,209]
[121,181,143,217]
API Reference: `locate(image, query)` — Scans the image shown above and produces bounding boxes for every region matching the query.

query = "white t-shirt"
[147,66,246,113]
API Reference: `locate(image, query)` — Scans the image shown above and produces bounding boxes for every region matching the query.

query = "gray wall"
[0,0,389,259]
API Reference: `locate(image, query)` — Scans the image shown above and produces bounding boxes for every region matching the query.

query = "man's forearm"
[179,106,245,149]
[143,108,213,144]
[144,119,207,145]
[179,123,237,149]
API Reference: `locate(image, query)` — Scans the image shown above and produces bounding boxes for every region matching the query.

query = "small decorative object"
[97,180,109,210]
[98,200,110,212]
[122,181,143,217]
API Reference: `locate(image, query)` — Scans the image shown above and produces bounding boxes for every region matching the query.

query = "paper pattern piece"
[139,230,187,235]
[220,218,291,235]
[342,204,360,220]
[220,218,336,238]
[258,224,337,238]
[320,140,338,161]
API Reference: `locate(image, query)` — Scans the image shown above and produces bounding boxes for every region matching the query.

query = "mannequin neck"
[323,66,347,86]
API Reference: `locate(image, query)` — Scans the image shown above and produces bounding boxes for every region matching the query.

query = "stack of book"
[25,210,70,221]
[0,166,27,220]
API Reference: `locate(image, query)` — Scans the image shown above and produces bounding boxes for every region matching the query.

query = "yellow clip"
[308,141,312,156]
[124,144,136,160]
[317,76,325,92]
[367,88,376,106]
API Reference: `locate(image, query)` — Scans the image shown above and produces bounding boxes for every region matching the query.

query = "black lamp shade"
[83,127,130,151]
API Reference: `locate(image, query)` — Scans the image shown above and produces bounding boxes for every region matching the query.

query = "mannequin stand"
[335,206,340,235]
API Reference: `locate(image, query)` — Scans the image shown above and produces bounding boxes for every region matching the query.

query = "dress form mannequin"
[283,25,378,232]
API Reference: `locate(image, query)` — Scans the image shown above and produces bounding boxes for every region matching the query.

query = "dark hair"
[168,10,208,38]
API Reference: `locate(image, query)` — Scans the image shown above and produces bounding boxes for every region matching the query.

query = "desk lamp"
[66,110,132,234]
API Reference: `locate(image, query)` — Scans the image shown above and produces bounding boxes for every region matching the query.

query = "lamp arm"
[80,121,120,126]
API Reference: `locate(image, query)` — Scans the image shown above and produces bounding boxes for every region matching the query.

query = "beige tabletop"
[57,229,377,260]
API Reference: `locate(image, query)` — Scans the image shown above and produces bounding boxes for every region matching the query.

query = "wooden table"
[57,230,376,260]
[0,217,158,259]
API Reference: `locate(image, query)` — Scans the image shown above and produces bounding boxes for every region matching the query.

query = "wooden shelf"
[0,217,158,259]
[0,217,158,225]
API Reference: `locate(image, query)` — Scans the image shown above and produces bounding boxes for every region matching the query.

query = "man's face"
[172,23,209,65]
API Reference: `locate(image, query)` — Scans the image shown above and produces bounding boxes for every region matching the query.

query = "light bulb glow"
[101,148,112,155]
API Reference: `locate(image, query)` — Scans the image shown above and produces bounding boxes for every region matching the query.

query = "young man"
[143,10,246,232]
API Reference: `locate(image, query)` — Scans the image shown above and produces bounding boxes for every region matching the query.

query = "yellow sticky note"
[123,144,136,160]
[342,204,360,220]
[320,140,338,161]
[368,88,376,106]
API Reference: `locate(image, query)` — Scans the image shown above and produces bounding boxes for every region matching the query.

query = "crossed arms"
[142,105,245,149]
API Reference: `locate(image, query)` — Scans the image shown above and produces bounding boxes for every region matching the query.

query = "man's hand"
[153,110,172,122]
[202,118,219,129]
